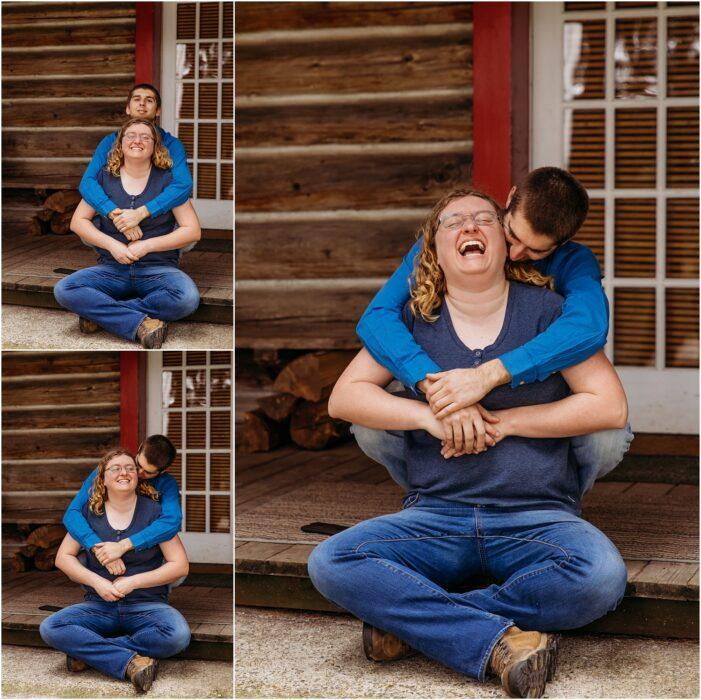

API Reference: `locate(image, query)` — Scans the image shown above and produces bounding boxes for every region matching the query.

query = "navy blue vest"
[81,495,169,603]
[93,166,180,267]
[403,282,581,514]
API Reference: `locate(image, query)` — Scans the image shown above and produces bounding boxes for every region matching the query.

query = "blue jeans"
[308,495,627,680]
[351,422,634,496]
[39,600,191,680]
[53,262,200,341]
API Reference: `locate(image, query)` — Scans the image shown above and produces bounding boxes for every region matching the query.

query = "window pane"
[199,2,220,39]
[170,453,182,490]
[197,163,217,199]
[666,288,699,368]
[211,453,231,490]
[198,122,218,159]
[177,3,196,40]
[615,17,657,98]
[576,199,605,275]
[187,454,206,490]
[163,352,182,367]
[614,288,656,366]
[565,2,606,9]
[211,411,231,449]
[667,198,699,279]
[186,369,207,407]
[211,367,231,407]
[667,16,700,97]
[176,43,195,80]
[564,21,606,100]
[164,412,182,449]
[178,122,193,155]
[186,495,206,532]
[615,109,656,188]
[211,495,230,533]
[187,351,207,365]
[199,42,219,79]
[667,107,699,188]
[179,83,194,120]
[162,369,182,409]
[199,83,218,119]
[186,411,206,449]
[565,109,605,188]
[221,164,232,201]
[615,199,656,278]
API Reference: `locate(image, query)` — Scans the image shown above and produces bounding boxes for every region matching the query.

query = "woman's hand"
[439,404,501,458]
[126,240,152,260]
[112,576,137,597]
[108,241,139,265]
[93,577,126,602]
[123,224,144,242]
[105,558,126,576]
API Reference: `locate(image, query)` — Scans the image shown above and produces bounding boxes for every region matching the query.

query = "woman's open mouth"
[458,240,486,256]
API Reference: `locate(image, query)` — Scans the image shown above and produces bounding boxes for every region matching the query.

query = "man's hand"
[123,224,144,242]
[112,576,137,597]
[425,359,511,419]
[93,540,130,565]
[438,404,500,458]
[93,577,125,602]
[105,558,127,576]
[109,241,139,265]
[113,206,148,232]
[126,239,152,260]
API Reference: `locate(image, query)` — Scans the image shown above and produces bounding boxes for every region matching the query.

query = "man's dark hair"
[507,167,589,245]
[138,434,176,472]
[128,83,162,108]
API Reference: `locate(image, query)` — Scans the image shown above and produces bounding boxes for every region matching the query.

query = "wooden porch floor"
[2,229,232,324]
[3,569,232,661]
[236,442,699,638]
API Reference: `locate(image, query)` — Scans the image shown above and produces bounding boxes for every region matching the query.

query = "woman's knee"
[160,278,200,320]
[153,615,191,657]
[53,276,74,308]
[39,615,61,646]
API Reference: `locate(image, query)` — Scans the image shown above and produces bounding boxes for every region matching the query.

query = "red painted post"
[120,352,143,453]
[135,3,156,84]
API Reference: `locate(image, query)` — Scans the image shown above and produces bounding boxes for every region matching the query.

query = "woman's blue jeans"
[53,262,200,341]
[39,601,191,680]
[308,495,627,680]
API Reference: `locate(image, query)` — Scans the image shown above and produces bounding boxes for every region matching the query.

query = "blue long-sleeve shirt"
[78,127,192,218]
[356,239,609,390]
[63,468,183,552]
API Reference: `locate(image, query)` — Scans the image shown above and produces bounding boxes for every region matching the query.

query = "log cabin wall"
[2,352,122,546]
[236,2,473,349]
[2,2,136,233]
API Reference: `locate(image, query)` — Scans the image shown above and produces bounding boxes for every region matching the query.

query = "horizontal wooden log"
[35,545,60,571]
[3,47,133,78]
[3,100,125,128]
[236,2,471,32]
[2,404,119,430]
[3,373,120,406]
[11,547,36,573]
[4,21,135,48]
[239,410,288,453]
[3,428,120,460]
[236,95,472,147]
[2,494,73,524]
[290,399,351,450]
[236,217,420,279]
[273,351,356,401]
[27,218,44,236]
[237,321,361,350]
[236,32,471,97]
[3,129,111,159]
[3,76,133,99]
[3,3,135,23]
[236,150,471,212]
[2,352,119,377]
[2,461,95,492]
[27,525,67,549]
[44,190,82,214]
[257,393,300,422]
[50,209,74,235]
[2,159,88,180]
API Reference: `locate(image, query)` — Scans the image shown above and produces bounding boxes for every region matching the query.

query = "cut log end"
[240,409,288,453]
[290,399,351,450]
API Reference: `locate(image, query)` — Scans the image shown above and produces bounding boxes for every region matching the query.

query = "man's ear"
[126,105,132,117]
[155,107,161,118]
[505,186,517,209]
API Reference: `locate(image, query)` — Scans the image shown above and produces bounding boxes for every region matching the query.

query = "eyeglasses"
[439,211,499,231]
[124,132,154,144]
[105,465,138,475]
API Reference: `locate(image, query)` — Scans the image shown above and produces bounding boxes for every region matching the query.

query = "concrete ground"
[236,607,700,699]
[2,645,233,698]
[2,305,232,350]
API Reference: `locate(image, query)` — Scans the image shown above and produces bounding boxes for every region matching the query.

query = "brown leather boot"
[136,317,167,349]
[362,621,416,662]
[126,654,157,693]
[66,655,88,672]
[488,626,555,698]
[78,317,100,334]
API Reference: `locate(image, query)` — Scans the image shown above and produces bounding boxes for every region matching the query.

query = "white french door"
[147,351,232,563]
[532,2,699,433]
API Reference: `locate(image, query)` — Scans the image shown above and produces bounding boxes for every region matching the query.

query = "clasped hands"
[418,367,502,459]
[108,208,150,263]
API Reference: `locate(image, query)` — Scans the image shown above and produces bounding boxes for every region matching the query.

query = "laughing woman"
[53,117,201,349]
[40,448,191,693]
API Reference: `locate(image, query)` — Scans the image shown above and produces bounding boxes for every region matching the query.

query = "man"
[79,84,192,246]
[63,435,181,576]
[354,167,633,497]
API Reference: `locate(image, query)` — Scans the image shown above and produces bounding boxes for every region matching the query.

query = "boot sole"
[502,648,549,698]
[362,622,415,662]
[131,663,156,693]
[140,323,167,349]
[78,318,100,334]
[546,634,560,682]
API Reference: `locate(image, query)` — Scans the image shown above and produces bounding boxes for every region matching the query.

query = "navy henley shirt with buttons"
[402,282,582,515]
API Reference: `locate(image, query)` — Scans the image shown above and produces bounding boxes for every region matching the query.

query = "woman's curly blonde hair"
[409,187,554,322]
[106,118,173,177]
[88,448,160,515]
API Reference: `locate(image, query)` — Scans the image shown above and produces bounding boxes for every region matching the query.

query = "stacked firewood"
[240,350,356,452]
[10,524,66,573]
[28,190,82,236]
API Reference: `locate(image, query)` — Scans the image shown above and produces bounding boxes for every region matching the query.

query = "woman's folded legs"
[120,266,200,322]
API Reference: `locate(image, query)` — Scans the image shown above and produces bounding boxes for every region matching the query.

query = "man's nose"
[508,243,528,261]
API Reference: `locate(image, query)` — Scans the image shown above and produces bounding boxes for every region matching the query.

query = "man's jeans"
[308,495,627,680]
[54,263,200,341]
[39,601,191,680]
[351,423,634,496]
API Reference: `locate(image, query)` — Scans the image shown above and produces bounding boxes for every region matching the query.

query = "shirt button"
[475,350,482,357]
[473,360,480,367]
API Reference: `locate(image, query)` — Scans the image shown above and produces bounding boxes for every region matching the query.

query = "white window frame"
[147,352,233,564]
[161,2,233,229]
[532,2,699,434]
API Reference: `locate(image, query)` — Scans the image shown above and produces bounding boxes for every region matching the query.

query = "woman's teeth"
[459,240,485,256]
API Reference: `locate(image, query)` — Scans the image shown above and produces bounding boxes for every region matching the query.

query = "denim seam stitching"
[474,509,489,576]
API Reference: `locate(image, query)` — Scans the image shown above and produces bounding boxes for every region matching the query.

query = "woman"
[308,189,629,698]
[40,448,191,693]
[54,118,201,349]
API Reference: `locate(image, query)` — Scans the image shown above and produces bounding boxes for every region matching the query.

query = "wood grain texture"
[236,151,472,212]
[236,217,420,280]
[2,404,119,429]
[3,461,96,492]
[2,2,135,23]
[2,428,120,461]
[2,76,133,99]
[236,2,471,32]
[3,22,134,48]
[2,352,119,377]
[3,129,112,159]
[3,48,134,78]
[236,96,472,147]
[3,374,120,406]
[236,33,471,97]
[3,101,125,128]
